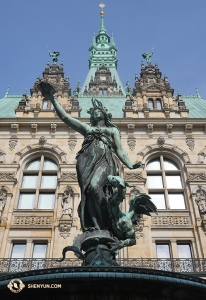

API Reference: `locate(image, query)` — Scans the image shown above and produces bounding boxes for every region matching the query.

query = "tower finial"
[99,3,106,33]
[99,3,105,15]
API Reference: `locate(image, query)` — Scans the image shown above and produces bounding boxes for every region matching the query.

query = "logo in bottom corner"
[7,278,25,293]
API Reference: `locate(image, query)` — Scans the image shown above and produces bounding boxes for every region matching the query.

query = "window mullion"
[34,170,42,209]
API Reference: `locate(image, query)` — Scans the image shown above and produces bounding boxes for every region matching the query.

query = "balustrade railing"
[0,258,206,273]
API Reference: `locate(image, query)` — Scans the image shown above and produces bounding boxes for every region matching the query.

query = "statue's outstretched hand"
[39,82,56,103]
[131,162,144,169]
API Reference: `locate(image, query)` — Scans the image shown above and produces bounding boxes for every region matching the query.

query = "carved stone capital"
[11,123,19,138]
[51,123,57,135]
[166,123,173,137]
[147,123,153,137]
[31,123,38,135]
[185,123,193,137]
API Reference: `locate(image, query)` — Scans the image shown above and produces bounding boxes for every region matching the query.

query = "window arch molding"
[13,143,67,164]
[144,150,183,171]
[137,143,191,165]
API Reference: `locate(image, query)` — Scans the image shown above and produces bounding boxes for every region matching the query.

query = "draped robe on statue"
[76,127,117,231]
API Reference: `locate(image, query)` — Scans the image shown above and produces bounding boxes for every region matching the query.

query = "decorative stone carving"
[39,136,47,146]
[152,216,190,226]
[164,110,170,118]
[198,151,206,164]
[0,172,17,183]
[124,172,145,182]
[68,129,77,151]
[59,220,72,239]
[157,136,165,147]
[9,139,18,151]
[188,172,206,181]
[61,186,74,217]
[147,123,153,137]
[127,140,136,151]
[31,123,38,135]
[127,124,136,151]
[58,172,78,181]
[13,216,53,225]
[68,140,77,151]
[0,150,6,163]
[186,138,195,151]
[0,189,7,219]
[134,219,144,239]
[195,187,206,215]
[13,152,22,164]
[166,123,173,137]
[11,123,19,137]
[51,123,57,135]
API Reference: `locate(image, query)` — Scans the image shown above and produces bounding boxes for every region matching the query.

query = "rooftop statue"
[39,82,157,266]
[47,47,60,64]
[142,46,154,64]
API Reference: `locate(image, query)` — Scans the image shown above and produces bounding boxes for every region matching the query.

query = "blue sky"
[0,0,206,98]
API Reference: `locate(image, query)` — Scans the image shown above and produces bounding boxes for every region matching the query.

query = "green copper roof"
[0,88,22,118]
[79,96,125,119]
[181,91,206,118]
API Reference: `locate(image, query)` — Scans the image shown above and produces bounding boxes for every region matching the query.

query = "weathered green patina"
[39,81,157,266]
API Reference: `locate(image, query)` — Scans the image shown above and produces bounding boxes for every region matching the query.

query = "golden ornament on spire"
[99,3,105,16]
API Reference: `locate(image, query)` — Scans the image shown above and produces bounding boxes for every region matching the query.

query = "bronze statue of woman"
[40,82,142,232]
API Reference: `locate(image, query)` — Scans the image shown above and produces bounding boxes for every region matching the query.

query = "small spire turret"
[196,87,201,98]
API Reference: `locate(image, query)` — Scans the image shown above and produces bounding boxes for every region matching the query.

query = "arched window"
[18,157,58,209]
[146,156,185,209]
[99,89,103,95]
[42,100,54,110]
[103,89,107,95]
[148,99,154,110]
[156,98,162,110]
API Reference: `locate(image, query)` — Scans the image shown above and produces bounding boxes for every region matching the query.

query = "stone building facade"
[0,10,206,270]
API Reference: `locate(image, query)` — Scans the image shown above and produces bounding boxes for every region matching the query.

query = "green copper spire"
[88,5,118,69]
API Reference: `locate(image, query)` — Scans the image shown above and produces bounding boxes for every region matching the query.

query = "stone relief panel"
[188,172,206,181]
[0,172,17,183]
[124,172,145,182]
[58,172,78,181]
[152,216,191,226]
[12,216,53,226]
[195,187,206,215]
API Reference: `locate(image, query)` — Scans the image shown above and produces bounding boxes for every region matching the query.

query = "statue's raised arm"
[39,82,90,136]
